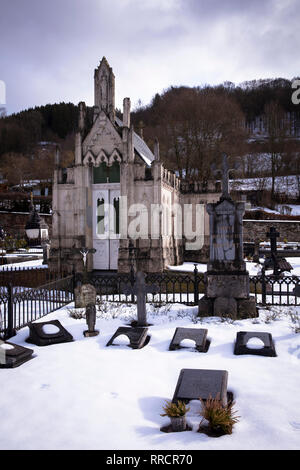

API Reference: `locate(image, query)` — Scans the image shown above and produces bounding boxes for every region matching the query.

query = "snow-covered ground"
[168,258,300,277]
[0,301,299,450]
[231,175,299,196]
[0,259,45,270]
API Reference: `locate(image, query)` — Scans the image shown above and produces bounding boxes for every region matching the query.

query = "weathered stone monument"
[265,227,292,276]
[123,271,158,327]
[75,283,97,309]
[74,247,97,308]
[199,153,257,319]
[83,303,99,337]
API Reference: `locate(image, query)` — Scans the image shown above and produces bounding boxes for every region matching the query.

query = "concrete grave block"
[169,327,209,352]
[234,331,277,357]
[106,326,149,349]
[172,368,228,407]
[0,341,34,368]
[26,320,73,346]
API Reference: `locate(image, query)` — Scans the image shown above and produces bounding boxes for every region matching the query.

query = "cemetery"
[1,4,300,451]
[0,151,299,450]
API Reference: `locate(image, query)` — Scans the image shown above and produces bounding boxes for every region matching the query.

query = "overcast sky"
[1,0,299,115]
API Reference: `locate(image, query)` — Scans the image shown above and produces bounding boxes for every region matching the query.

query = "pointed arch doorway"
[92,187,120,270]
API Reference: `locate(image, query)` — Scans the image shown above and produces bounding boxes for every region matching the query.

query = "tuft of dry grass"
[160,400,190,418]
[199,394,240,436]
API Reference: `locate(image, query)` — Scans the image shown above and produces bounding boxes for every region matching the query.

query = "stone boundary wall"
[243,219,300,242]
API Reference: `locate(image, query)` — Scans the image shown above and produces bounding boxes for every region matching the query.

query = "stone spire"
[94,57,115,122]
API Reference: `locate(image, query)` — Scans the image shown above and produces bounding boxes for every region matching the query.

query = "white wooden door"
[93,189,120,270]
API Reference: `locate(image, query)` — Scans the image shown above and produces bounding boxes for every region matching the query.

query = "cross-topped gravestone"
[122,271,158,327]
[72,247,96,283]
[293,284,300,298]
[212,153,236,199]
[265,227,292,276]
[267,227,280,257]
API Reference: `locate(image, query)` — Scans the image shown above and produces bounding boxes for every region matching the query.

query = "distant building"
[49,58,220,274]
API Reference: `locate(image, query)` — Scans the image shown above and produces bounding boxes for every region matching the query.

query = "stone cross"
[266,227,280,256]
[293,284,300,297]
[266,227,280,276]
[72,247,96,283]
[212,153,238,198]
[123,271,158,327]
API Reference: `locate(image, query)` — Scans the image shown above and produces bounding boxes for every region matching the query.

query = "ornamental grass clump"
[199,394,240,436]
[160,400,190,417]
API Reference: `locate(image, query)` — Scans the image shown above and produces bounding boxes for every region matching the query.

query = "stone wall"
[243,219,300,242]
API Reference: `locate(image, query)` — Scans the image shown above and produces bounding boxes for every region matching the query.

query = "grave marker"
[106,326,149,349]
[172,368,228,407]
[0,341,34,368]
[234,331,277,357]
[122,271,158,327]
[169,327,209,352]
[83,303,99,337]
[26,320,73,346]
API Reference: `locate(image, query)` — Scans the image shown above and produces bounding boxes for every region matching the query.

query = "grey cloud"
[0,0,299,114]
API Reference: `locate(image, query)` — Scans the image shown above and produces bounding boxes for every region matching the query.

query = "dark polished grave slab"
[234,331,277,357]
[106,326,149,349]
[169,327,209,352]
[172,368,228,407]
[26,320,73,346]
[0,341,34,368]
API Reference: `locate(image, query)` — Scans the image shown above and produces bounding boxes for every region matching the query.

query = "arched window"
[109,161,120,183]
[97,198,105,235]
[93,162,108,183]
[113,197,120,234]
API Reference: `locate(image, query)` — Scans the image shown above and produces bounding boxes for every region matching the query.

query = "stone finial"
[78,101,86,132]
[94,57,115,121]
[55,144,60,168]
[138,120,145,139]
[123,97,131,128]
[154,138,160,161]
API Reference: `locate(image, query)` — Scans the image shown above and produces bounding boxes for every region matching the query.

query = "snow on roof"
[115,117,154,166]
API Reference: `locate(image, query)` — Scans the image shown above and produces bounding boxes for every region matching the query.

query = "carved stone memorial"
[234,331,277,357]
[83,303,99,337]
[169,327,209,352]
[0,341,34,368]
[199,153,257,319]
[26,320,73,346]
[74,283,97,309]
[106,326,149,349]
[172,368,228,407]
[122,271,158,327]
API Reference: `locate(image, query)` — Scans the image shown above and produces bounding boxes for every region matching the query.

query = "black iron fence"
[87,268,300,308]
[0,276,74,340]
[1,267,299,340]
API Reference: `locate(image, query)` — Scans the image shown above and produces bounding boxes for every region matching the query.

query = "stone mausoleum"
[49,58,220,274]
